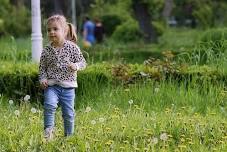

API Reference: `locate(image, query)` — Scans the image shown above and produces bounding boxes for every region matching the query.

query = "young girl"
[39,15,86,140]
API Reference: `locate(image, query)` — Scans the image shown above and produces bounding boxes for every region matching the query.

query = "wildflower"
[9,100,14,105]
[85,142,90,150]
[24,95,30,102]
[85,106,91,113]
[178,145,187,149]
[123,140,129,144]
[154,87,160,93]
[99,117,105,123]
[222,136,227,139]
[160,133,168,141]
[140,71,149,77]
[128,99,133,105]
[151,137,158,144]
[31,107,37,114]
[91,120,96,125]
[105,127,112,132]
[14,110,20,116]
[105,140,113,146]
[124,88,130,92]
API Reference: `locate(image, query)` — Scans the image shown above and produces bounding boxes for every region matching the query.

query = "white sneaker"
[44,128,54,141]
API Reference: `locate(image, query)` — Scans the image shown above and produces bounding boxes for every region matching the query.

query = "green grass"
[0,27,226,151]
[0,90,226,151]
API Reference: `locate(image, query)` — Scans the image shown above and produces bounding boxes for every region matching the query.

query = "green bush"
[0,2,30,37]
[112,19,143,42]
[0,62,111,101]
[200,28,227,54]
[193,3,214,28]
[0,61,226,101]
[152,21,165,37]
[101,14,122,36]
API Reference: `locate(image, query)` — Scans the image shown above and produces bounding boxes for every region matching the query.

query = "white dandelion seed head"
[128,99,133,105]
[140,71,148,77]
[160,133,168,141]
[99,117,105,123]
[85,106,91,113]
[24,95,30,102]
[154,88,160,93]
[85,141,90,149]
[91,120,96,125]
[31,107,37,114]
[151,137,158,144]
[14,110,20,116]
[9,100,14,105]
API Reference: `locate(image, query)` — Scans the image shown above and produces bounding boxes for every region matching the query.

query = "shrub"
[200,28,227,57]
[112,19,143,42]
[0,3,30,37]
[101,14,122,36]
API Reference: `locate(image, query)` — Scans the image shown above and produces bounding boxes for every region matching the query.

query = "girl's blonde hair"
[47,14,78,43]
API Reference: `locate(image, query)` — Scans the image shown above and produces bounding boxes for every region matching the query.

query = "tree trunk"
[53,0,63,14]
[132,0,157,43]
[162,0,174,21]
[10,0,24,7]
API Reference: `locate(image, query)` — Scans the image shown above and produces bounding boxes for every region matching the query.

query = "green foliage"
[0,62,111,100]
[193,3,214,29]
[6,6,31,37]
[140,0,164,19]
[101,14,122,36]
[152,21,165,36]
[112,19,143,42]
[0,0,30,37]
[190,28,227,64]
[200,28,227,44]
[0,36,31,62]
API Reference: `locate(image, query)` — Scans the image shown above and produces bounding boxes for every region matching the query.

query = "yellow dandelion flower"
[178,145,187,148]
[210,112,216,115]
[134,147,140,151]
[188,141,194,145]
[180,138,185,142]
[105,127,112,131]
[222,136,227,139]
[123,140,129,144]
[146,131,153,136]
[219,140,224,144]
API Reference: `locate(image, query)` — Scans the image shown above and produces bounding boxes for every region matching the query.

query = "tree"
[162,0,174,22]
[131,0,157,43]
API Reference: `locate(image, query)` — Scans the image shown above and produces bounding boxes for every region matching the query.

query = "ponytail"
[67,23,78,43]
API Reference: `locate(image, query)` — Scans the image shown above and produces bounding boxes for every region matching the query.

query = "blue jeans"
[44,85,75,136]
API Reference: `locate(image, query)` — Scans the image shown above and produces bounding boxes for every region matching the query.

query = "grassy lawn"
[0,27,226,151]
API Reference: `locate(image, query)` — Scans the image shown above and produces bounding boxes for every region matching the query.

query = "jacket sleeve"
[39,48,48,81]
[72,45,87,71]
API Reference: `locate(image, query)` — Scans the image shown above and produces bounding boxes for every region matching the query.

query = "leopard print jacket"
[39,40,86,88]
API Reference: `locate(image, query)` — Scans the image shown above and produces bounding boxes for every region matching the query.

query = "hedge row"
[0,62,226,101]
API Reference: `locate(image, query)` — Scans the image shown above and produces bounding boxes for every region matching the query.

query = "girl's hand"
[68,62,77,71]
[40,79,48,89]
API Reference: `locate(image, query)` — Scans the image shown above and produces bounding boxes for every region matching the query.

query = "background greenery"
[0,0,226,151]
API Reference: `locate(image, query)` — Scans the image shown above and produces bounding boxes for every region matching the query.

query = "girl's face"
[47,21,65,45]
